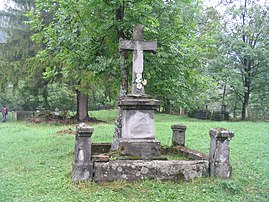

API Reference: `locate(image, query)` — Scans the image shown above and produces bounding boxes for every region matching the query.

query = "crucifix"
[119,25,157,96]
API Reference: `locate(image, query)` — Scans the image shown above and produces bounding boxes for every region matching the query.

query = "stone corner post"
[209,128,234,178]
[72,123,94,181]
[171,124,187,146]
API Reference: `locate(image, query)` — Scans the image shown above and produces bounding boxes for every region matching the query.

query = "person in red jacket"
[2,106,8,122]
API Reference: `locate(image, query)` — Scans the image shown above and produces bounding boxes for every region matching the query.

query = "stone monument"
[171,124,187,146]
[118,25,161,159]
[209,128,234,178]
[72,123,94,181]
[70,25,234,182]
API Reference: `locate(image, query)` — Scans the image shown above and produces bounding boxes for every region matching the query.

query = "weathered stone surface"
[76,123,94,137]
[94,160,156,181]
[72,162,93,181]
[119,97,160,110]
[92,155,110,162]
[72,123,94,181]
[155,160,209,181]
[110,108,123,152]
[209,128,234,139]
[119,25,157,96]
[209,128,234,178]
[73,136,92,163]
[92,143,111,154]
[119,40,157,52]
[171,124,187,146]
[116,25,161,159]
[94,160,208,182]
[171,124,187,130]
[175,146,208,160]
[122,110,155,139]
[119,139,162,159]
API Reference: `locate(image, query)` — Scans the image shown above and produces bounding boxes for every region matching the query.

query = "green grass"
[0,110,268,201]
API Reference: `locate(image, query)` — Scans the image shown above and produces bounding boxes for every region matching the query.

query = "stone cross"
[119,25,157,96]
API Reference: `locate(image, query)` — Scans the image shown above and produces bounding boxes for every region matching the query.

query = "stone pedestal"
[119,139,161,159]
[119,96,161,159]
[171,124,187,146]
[72,123,94,181]
[209,128,234,178]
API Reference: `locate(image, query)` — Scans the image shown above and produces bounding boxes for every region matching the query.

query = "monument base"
[118,96,161,159]
[72,162,93,181]
[119,139,162,159]
[119,96,160,140]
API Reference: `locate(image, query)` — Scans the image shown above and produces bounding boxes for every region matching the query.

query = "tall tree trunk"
[241,59,252,120]
[179,107,186,115]
[111,2,127,152]
[164,98,171,114]
[42,80,50,110]
[76,90,89,122]
[233,104,237,119]
[241,91,250,120]
[241,0,250,120]
[221,82,226,112]
[221,82,227,120]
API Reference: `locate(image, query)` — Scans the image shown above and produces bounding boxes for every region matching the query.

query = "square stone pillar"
[209,128,234,178]
[72,123,94,181]
[171,124,187,146]
[118,96,162,159]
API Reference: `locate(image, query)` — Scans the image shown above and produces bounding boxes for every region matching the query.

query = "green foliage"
[1,0,268,120]
[28,0,218,113]
[0,0,54,111]
[207,1,269,119]
[0,111,269,201]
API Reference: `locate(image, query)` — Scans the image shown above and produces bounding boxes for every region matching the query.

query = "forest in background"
[0,0,269,120]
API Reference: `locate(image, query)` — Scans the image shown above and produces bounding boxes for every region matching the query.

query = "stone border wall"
[72,124,234,182]
[94,160,208,182]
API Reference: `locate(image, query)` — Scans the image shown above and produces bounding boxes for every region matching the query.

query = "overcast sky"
[0,1,7,10]
[0,1,4,10]
[0,0,15,11]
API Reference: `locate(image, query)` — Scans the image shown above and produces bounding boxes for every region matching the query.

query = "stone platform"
[94,159,208,182]
[72,125,234,182]
[89,143,209,182]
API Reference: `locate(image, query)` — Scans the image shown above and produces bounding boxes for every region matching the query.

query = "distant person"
[2,106,8,122]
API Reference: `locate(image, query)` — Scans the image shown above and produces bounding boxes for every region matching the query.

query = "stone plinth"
[119,96,160,110]
[119,96,159,140]
[119,96,161,159]
[209,128,234,178]
[119,139,161,159]
[94,160,208,182]
[72,123,94,181]
[171,124,187,146]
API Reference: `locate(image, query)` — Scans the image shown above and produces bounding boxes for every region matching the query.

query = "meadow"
[0,110,268,202]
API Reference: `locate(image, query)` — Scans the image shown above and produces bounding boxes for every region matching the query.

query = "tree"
[0,0,53,110]
[29,0,218,124]
[29,0,124,121]
[208,0,269,119]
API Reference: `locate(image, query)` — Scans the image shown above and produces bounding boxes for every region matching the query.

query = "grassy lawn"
[0,110,268,201]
